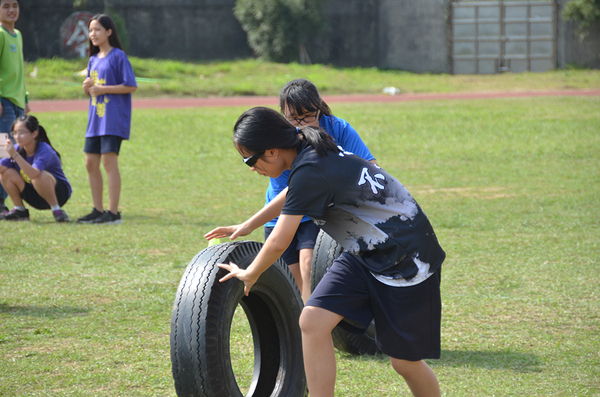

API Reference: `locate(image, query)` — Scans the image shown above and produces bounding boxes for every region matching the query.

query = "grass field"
[25,57,600,100]
[1,93,599,395]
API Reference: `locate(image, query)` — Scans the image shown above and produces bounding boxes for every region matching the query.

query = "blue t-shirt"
[85,48,137,140]
[264,114,375,227]
[282,143,445,285]
[0,142,72,197]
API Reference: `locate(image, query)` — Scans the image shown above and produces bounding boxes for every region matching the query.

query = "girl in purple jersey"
[0,115,71,222]
[77,14,137,225]
[207,107,444,397]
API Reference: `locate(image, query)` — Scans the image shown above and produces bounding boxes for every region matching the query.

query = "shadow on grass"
[435,349,542,373]
[341,349,542,373]
[0,303,90,318]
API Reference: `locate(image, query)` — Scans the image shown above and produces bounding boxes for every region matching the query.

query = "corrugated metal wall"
[452,1,557,74]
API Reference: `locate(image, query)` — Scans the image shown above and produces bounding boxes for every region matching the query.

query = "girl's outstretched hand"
[204,223,253,241]
[217,262,257,296]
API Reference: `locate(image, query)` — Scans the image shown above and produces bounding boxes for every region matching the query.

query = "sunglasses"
[243,150,265,167]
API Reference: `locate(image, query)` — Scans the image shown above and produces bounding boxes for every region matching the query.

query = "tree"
[234,0,326,63]
[562,0,600,41]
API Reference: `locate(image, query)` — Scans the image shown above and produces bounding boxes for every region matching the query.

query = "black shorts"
[21,178,71,210]
[265,220,320,266]
[306,252,442,361]
[84,135,123,155]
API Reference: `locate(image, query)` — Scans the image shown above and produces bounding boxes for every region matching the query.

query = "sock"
[16,206,26,211]
[51,205,61,211]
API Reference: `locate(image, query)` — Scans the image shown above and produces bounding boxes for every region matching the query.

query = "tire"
[170,240,307,397]
[310,230,382,356]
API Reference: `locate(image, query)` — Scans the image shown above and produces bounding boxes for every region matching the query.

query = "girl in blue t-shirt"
[77,14,137,225]
[208,107,444,397]
[0,115,72,222]
[258,78,378,301]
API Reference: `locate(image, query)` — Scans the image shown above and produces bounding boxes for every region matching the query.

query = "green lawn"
[25,57,600,100]
[1,95,599,396]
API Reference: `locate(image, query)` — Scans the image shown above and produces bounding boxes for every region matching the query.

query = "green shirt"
[0,26,26,109]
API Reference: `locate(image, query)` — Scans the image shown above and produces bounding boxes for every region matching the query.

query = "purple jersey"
[85,48,137,139]
[0,142,72,197]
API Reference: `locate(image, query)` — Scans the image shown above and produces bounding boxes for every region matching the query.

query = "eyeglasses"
[243,150,265,167]
[10,130,30,137]
[286,110,319,126]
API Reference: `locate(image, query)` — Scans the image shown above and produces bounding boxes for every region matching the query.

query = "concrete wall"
[18,0,253,61]
[16,0,599,72]
[303,0,450,72]
[304,0,380,67]
[115,1,253,60]
[18,0,79,59]
[377,0,451,72]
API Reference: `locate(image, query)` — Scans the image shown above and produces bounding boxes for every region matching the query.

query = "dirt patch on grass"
[413,186,515,199]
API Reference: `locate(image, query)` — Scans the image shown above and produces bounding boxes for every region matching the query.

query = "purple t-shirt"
[0,142,72,197]
[85,48,137,139]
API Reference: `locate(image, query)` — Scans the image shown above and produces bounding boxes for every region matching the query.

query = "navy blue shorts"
[21,178,70,210]
[265,220,320,266]
[0,97,24,133]
[306,252,442,361]
[84,135,123,155]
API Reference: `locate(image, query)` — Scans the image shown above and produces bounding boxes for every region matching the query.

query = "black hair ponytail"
[297,126,338,157]
[233,107,339,157]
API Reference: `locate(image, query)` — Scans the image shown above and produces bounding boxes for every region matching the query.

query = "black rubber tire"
[170,240,307,397]
[310,230,382,356]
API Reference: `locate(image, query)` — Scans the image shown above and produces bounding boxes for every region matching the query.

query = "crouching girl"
[0,115,72,222]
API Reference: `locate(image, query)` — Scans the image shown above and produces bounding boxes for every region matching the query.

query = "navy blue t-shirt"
[282,143,445,284]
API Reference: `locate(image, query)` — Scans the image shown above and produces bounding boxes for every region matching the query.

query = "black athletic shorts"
[84,135,123,155]
[21,178,70,210]
[306,252,442,361]
[265,220,320,266]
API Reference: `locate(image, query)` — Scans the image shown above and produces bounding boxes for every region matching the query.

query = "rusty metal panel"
[451,1,556,74]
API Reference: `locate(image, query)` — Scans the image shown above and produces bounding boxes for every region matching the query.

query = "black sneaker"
[77,208,104,223]
[1,208,30,221]
[0,204,8,215]
[91,211,122,225]
[53,209,71,223]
